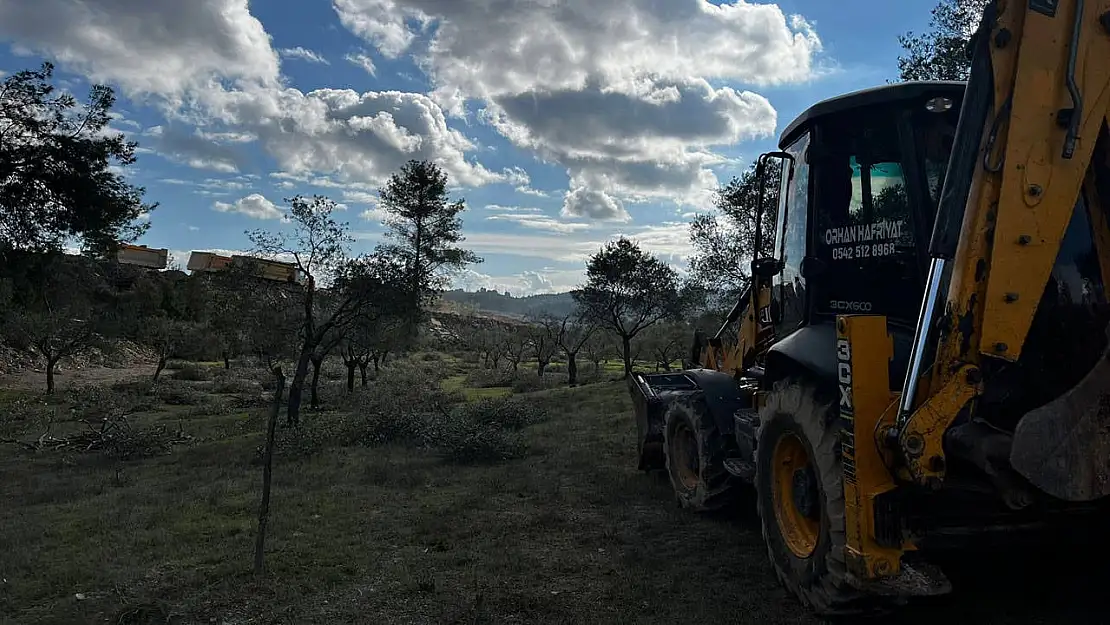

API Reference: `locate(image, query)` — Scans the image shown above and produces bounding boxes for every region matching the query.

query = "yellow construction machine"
[629,0,1110,614]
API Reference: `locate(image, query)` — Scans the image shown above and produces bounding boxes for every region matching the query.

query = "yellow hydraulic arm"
[839,0,1110,583]
[896,0,1110,486]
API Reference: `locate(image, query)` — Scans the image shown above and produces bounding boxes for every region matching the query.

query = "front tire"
[663,392,738,512]
[755,379,864,615]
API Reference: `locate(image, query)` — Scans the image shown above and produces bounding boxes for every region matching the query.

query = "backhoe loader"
[629,0,1110,614]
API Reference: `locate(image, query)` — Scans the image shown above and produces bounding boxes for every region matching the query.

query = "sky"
[0,0,942,296]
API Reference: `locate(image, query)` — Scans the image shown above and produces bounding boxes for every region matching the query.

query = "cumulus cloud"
[0,0,509,193]
[333,0,818,214]
[519,270,555,294]
[142,124,249,173]
[197,85,505,188]
[212,194,283,219]
[280,46,329,64]
[0,0,280,97]
[451,268,565,296]
[561,187,629,222]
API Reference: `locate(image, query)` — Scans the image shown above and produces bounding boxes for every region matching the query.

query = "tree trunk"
[483,352,490,368]
[381,349,389,365]
[254,365,285,575]
[309,356,323,410]
[537,361,547,377]
[621,335,633,378]
[662,359,672,372]
[345,360,356,393]
[286,349,312,426]
[567,352,579,386]
[223,351,231,369]
[372,355,381,373]
[153,355,167,382]
[359,361,368,386]
[45,354,58,394]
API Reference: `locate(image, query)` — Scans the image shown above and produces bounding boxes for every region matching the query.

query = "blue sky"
[0,0,941,295]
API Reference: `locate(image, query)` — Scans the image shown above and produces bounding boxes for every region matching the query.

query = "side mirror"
[752,257,782,279]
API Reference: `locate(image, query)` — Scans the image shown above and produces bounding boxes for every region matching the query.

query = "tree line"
[0,0,983,404]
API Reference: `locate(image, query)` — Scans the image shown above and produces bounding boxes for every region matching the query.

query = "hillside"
[439,288,577,319]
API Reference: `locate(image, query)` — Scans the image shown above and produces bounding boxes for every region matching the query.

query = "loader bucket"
[629,372,699,471]
[1010,329,1110,502]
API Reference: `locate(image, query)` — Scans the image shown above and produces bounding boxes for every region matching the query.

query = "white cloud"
[334,0,818,214]
[485,213,592,234]
[0,0,280,98]
[212,193,284,219]
[449,222,693,265]
[143,123,249,173]
[0,0,510,195]
[519,270,554,294]
[561,187,629,222]
[345,51,377,75]
[451,268,571,296]
[198,85,506,188]
[280,46,329,65]
[484,204,541,213]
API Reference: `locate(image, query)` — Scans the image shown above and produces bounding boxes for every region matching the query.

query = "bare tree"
[249,196,412,425]
[254,364,285,574]
[501,326,529,372]
[526,315,560,377]
[141,316,199,382]
[642,322,689,372]
[550,314,596,386]
[0,256,116,393]
[582,329,615,375]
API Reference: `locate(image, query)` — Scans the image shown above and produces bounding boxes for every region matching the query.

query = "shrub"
[172,363,213,382]
[0,397,58,424]
[457,396,548,430]
[211,377,258,395]
[258,423,331,462]
[463,367,516,389]
[68,384,159,419]
[422,409,526,464]
[153,381,205,406]
[510,372,569,394]
[341,360,464,415]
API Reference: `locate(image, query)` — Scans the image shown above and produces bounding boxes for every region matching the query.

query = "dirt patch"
[0,363,155,392]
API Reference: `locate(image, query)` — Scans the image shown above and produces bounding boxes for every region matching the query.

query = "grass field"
[2,355,1109,624]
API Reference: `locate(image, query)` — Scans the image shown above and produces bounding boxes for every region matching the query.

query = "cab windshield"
[809,100,958,324]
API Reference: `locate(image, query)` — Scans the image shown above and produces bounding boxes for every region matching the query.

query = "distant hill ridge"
[439,288,577,318]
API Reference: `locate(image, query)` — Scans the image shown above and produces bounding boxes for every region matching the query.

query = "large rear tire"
[663,392,739,512]
[755,379,865,615]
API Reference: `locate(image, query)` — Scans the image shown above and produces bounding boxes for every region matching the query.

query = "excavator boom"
[897,0,1110,500]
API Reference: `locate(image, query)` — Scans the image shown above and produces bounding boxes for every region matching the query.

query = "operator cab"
[755,81,965,384]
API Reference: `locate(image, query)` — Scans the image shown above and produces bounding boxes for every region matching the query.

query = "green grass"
[442,373,512,401]
[1,357,1105,624]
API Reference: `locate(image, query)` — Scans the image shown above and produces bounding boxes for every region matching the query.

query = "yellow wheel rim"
[672,420,700,490]
[771,432,820,559]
